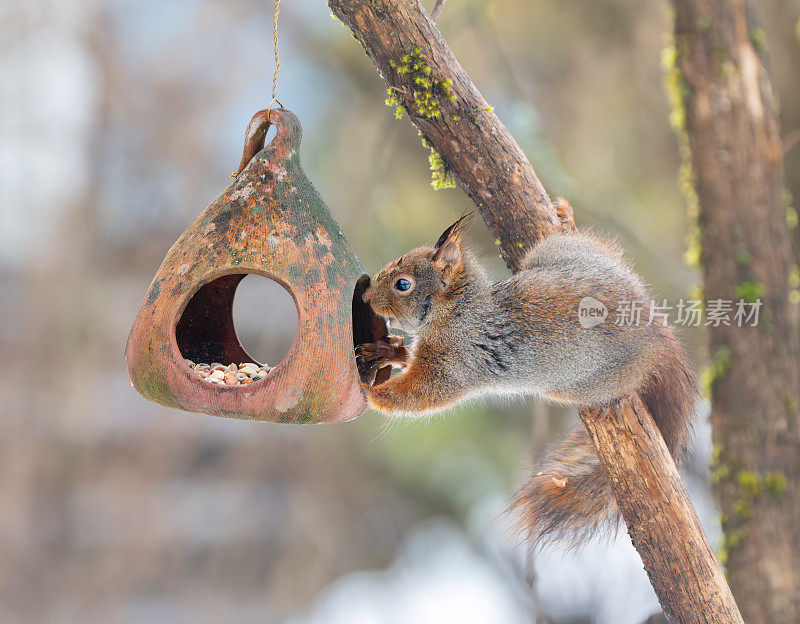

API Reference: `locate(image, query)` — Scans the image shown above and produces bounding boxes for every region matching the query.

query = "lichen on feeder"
[126,108,389,424]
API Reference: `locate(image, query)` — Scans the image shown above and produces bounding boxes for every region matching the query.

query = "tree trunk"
[327,0,745,622]
[672,1,800,622]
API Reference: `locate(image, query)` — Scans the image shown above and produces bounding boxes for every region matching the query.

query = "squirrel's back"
[488,233,673,408]
[506,233,697,545]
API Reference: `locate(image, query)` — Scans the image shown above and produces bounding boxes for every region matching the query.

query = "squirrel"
[355,201,697,545]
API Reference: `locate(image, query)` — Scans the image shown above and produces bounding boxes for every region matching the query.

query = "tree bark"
[327,0,745,622]
[673,1,800,622]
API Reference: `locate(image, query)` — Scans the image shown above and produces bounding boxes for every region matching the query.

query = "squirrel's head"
[362,213,475,336]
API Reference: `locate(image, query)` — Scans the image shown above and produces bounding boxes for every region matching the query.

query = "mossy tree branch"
[327,1,744,622]
[329,0,560,272]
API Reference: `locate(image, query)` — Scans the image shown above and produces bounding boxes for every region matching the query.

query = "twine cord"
[268,0,282,114]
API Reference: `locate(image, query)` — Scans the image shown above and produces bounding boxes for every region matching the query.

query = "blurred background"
[1,0,799,622]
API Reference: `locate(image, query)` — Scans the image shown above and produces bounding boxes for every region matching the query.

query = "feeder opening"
[232,273,298,365]
[175,273,297,384]
[352,275,392,385]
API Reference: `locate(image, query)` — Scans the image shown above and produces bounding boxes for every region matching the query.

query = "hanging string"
[231,0,283,176]
[267,0,283,116]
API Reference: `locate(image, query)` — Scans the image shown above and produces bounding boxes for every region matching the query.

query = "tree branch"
[328,1,744,622]
[430,0,445,22]
[580,398,744,623]
[329,0,559,272]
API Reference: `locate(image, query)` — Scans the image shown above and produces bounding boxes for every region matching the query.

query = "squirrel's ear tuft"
[433,211,476,284]
[433,225,455,250]
[433,210,476,250]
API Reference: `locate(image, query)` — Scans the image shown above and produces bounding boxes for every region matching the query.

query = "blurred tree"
[672,1,800,622]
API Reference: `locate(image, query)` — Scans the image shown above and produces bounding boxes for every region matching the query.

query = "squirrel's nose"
[361,277,373,304]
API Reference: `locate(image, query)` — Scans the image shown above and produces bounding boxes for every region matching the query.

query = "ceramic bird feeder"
[126,108,389,423]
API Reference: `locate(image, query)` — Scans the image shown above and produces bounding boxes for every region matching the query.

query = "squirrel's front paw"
[356,341,396,362]
[356,341,392,383]
[356,337,407,384]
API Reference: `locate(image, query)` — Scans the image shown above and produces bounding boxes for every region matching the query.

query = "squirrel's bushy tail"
[511,427,619,546]
[511,330,697,547]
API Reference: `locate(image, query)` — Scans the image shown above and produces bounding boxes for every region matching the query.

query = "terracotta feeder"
[125,108,389,423]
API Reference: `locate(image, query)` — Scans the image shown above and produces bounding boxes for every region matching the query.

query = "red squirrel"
[356,204,697,545]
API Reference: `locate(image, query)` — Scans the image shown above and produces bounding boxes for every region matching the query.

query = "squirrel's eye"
[394,278,412,292]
